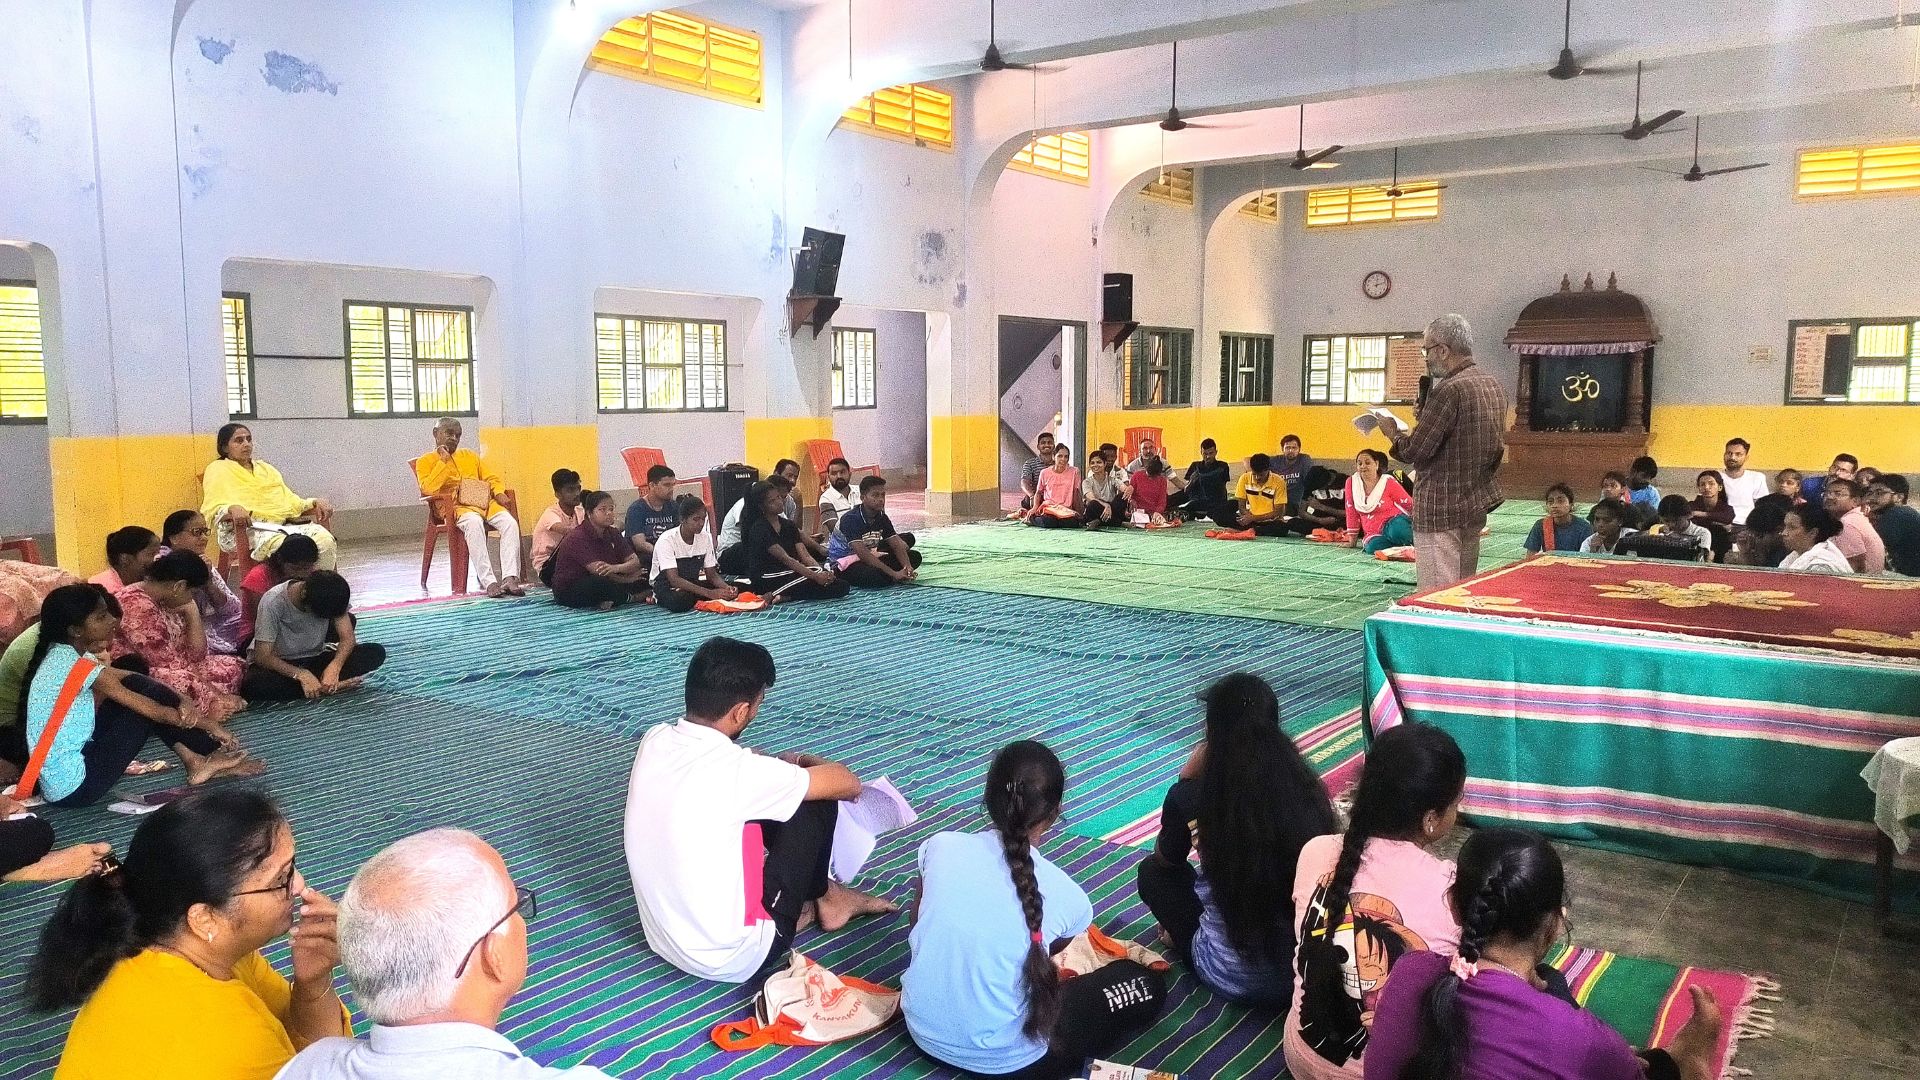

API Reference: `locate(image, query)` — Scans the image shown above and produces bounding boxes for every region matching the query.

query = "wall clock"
[1362,271,1392,299]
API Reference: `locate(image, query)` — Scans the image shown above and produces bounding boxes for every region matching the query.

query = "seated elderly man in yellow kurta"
[202,423,338,570]
[414,417,525,597]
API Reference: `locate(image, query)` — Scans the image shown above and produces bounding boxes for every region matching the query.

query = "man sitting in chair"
[415,418,525,597]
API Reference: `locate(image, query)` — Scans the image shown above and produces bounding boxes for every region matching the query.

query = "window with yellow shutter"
[1239,190,1280,222]
[222,293,255,419]
[589,10,763,108]
[1305,184,1440,228]
[1796,144,1920,199]
[1010,133,1091,184]
[1141,167,1195,206]
[0,282,46,421]
[841,84,952,149]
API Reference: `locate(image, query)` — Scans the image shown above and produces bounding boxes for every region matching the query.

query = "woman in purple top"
[1363,829,1726,1080]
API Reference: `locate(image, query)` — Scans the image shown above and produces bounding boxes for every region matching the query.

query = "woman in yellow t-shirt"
[28,788,351,1080]
[201,423,338,570]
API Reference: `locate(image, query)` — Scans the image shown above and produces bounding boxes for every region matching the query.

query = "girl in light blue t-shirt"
[17,585,256,807]
[903,741,1168,1079]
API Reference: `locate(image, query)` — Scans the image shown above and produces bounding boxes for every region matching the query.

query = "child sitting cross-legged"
[1080,450,1129,530]
[904,740,1168,1079]
[623,637,894,985]
[1580,498,1639,555]
[241,570,387,702]
[1524,483,1593,554]
[650,495,738,613]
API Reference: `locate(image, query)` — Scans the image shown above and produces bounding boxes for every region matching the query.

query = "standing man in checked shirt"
[1374,314,1508,591]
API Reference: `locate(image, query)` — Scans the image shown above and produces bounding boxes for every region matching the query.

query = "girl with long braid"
[904,740,1167,1078]
[1285,723,1467,1080]
[1364,829,1726,1080]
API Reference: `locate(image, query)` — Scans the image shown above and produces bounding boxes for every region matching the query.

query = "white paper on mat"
[831,776,918,882]
[106,800,162,816]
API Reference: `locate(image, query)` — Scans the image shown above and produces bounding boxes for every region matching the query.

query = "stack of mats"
[913,502,1540,631]
[0,587,1359,1079]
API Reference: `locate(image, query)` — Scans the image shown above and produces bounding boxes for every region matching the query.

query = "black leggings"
[52,674,224,807]
[553,575,638,610]
[717,544,749,578]
[0,815,55,878]
[654,582,701,613]
[917,959,1168,1080]
[751,570,851,603]
[842,548,925,589]
[751,799,839,984]
[240,646,388,702]
[1083,497,1129,527]
[1135,853,1202,957]
[537,558,557,588]
[1029,511,1081,528]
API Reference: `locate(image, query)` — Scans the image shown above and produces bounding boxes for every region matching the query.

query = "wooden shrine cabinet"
[1502,273,1658,497]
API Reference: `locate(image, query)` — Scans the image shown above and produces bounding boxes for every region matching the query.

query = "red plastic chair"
[1122,426,1164,468]
[619,447,715,535]
[412,457,519,593]
[0,536,42,564]
[802,439,880,488]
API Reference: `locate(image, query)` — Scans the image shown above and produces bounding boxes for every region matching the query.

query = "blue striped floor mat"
[0,587,1361,1079]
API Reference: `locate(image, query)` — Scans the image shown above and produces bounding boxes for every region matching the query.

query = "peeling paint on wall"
[183,164,217,198]
[198,37,234,65]
[953,280,968,307]
[915,229,957,285]
[262,51,339,95]
[766,213,786,268]
[12,116,40,143]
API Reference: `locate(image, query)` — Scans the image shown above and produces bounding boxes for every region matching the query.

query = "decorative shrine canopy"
[1505,273,1661,356]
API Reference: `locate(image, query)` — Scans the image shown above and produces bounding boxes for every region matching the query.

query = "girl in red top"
[1345,450,1413,554]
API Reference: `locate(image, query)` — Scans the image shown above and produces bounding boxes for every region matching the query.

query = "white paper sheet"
[831,776,917,882]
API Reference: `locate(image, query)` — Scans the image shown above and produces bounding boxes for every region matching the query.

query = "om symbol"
[1562,371,1600,403]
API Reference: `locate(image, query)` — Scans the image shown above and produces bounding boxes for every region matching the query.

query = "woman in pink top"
[1026,445,1084,529]
[1345,450,1413,555]
[1286,722,1467,1080]
[111,550,248,726]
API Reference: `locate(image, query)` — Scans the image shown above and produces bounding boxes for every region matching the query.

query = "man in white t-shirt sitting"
[818,458,859,533]
[623,637,895,984]
[1719,437,1769,526]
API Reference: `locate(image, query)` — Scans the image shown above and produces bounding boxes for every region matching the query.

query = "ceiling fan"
[1547,0,1629,80]
[1384,148,1448,199]
[976,0,1045,73]
[1160,42,1238,131]
[1637,116,1770,182]
[1582,61,1685,140]
[1288,105,1342,170]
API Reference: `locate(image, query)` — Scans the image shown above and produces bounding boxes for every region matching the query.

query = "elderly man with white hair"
[414,418,526,597]
[1373,314,1509,591]
[276,829,611,1079]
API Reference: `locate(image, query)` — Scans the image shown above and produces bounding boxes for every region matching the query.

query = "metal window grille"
[596,315,728,412]
[345,302,475,416]
[832,328,877,409]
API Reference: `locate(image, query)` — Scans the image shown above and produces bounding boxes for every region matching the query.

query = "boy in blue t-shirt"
[623,463,681,564]
[829,476,923,588]
[1626,456,1662,518]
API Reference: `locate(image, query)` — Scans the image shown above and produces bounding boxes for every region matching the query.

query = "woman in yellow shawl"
[201,425,337,570]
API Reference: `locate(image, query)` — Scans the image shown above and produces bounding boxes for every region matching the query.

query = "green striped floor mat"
[0,587,1364,1079]
[913,502,1540,631]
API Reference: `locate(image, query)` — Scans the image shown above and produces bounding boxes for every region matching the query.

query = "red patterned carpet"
[1399,554,1920,659]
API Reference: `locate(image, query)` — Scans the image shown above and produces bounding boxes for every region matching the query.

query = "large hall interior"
[3,2,1919,1078]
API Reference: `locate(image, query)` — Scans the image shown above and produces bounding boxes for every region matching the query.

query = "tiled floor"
[329,498,1919,1078]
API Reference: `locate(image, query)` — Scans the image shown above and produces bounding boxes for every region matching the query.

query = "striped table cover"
[1363,607,1920,909]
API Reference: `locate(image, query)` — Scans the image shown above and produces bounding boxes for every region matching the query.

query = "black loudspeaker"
[709,465,760,521]
[1102,272,1134,322]
[1821,333,1853,398]
[793,228,845,297]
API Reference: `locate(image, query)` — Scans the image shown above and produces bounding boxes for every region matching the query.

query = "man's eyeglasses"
[235,859,299,898]
[454,886,537,978]
[1420,342,1444,355]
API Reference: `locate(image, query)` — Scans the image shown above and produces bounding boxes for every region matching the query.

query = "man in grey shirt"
[278,829,612,1079]
[242,570,386,701]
